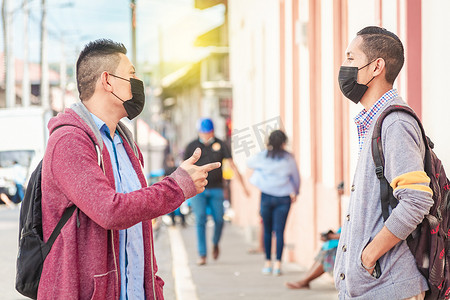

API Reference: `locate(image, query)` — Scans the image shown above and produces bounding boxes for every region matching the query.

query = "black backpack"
[372,105,450,300]
[15,126,100,299]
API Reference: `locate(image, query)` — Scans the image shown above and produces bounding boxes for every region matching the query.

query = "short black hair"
[357,26,404,84]
[76,39,127,101]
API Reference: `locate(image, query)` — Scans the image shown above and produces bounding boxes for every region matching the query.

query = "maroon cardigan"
[38,109,195,299]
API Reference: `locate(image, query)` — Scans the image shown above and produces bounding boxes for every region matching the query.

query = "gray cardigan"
[334,97,434,299]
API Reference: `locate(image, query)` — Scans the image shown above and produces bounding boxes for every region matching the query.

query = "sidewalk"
[0,206,28,299]
[0,206,338,299]
[156,217,339,300]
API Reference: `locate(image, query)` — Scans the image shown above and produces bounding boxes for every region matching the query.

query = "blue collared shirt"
[91,114,145,300]
[354,89,398,154]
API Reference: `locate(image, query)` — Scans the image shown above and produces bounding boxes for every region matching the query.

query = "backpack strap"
[371,104,430,222]
[42,205,76,257]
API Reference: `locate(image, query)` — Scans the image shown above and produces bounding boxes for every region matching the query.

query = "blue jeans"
[12,183,24,203]
[260,193,291,261]
[190,188,224,257]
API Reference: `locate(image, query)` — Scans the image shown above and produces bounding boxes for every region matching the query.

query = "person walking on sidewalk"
[334,26,433,299]
[247,130,300,276]
[39,39,220,300]
[184,118,249,265]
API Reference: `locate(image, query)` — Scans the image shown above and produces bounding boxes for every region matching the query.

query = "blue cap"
[198,118,214,133]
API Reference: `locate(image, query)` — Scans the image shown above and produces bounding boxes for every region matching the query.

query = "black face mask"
[109,74,145,120]
[338,60,376,104]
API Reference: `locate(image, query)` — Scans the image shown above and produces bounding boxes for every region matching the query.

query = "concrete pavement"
[0,206,338,299]
[0,206,27,300]
[155,215,338,300]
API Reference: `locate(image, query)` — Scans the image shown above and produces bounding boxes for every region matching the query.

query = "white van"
[0,107,49,202]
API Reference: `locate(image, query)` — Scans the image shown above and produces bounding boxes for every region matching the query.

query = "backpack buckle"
[375,166,384,179]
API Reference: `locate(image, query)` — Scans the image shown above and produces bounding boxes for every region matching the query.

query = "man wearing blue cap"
[184,118,249,265]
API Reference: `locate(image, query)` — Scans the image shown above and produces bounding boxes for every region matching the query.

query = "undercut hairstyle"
[267,130,288,159]
[357,26,404,84]
[76,39,127,101]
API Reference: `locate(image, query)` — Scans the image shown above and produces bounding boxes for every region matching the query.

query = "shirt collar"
[354,89,399,128]
[90,113,122,143]
[198,136,216,146]
[353,89,398,154]
[90,113,108,133]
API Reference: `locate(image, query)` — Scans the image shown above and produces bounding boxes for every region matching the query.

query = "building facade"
[228,0,450,267]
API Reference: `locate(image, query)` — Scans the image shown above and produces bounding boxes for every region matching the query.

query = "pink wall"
[230,0,423,269]
[405,0,422,119]
[231,0,348,267]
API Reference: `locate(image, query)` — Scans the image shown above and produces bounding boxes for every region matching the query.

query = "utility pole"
[22,0,31,107]
[59,38,66,109]
[158,25,163,82]
[1,0,6,91]
[5,0,15,108]
[131,0,137,68]
[130,0,138,141]
[40,0,49,109]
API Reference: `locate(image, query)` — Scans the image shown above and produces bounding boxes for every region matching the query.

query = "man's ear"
[100,71,113,92]
[372,58,385,77]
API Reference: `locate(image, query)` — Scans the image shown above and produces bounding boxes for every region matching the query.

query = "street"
[0,206,338,300]
[0,206,27,300]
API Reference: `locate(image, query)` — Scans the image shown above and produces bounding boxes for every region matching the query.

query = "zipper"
[111,230,119,299]
[99,150,118,297]
[149,228,157,300]
[137,156,156,299]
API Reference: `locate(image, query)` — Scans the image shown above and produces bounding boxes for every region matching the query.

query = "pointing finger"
[201,162,221,172]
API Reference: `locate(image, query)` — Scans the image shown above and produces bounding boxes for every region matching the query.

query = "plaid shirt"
[354,89,398,154]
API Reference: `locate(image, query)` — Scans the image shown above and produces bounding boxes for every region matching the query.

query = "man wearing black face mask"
[334,27,432,300]
[108,73,145,121]
[38,39,221,299]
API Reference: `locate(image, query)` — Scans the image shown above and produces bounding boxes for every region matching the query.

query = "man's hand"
[360,226,401,275]
[180,148,221,194]
[361,249,376,275]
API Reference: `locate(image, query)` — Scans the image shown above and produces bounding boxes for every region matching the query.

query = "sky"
[3,0,224,70]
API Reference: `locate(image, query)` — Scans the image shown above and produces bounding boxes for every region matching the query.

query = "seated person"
[0,191,15,208]
[285,228,341,289]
